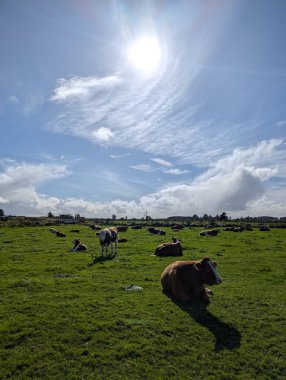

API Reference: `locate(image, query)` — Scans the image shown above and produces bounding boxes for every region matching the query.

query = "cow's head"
[194,257,222,285]
[72,238,80,246]
[99,230,108,245]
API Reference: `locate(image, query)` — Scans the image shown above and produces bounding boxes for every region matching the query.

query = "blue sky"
[0,0,286,218]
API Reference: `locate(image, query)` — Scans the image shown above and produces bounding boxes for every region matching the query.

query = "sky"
[0,0,286,219]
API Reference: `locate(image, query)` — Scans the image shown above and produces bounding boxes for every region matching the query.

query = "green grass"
[0,226,286,379]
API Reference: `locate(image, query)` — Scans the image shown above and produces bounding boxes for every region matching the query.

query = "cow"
[148,227,166,235]
[116,226,128,232]
[71,238,87,252]
[260,226,270,231]
[98,227,118,256]
[90,225,101,231]
[56,231,66,237]
[200,229,219,236]
[118,238,128,243]
[70,229,80,233]
[155,238,183,257]
[223,227,235,231]
[131,225,143,229]
[50,228,57,233]
[161,257,222,302]
[171,224,184,230]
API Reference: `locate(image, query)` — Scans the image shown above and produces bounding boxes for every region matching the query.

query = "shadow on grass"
[88,252,118,266]
[168,294,241,351]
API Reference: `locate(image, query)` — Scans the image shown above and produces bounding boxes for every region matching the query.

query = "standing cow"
[161,257,222,302]
[98,227,118,257]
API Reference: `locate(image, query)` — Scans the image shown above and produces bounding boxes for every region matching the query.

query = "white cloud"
[163,168,189,175]
[50,75,122,101]
[1,140,286,218]
[151,158,173,167]
[0,161,71,216]
[109,153,130,159]
[129,164,155,172]
[92,127,114,142]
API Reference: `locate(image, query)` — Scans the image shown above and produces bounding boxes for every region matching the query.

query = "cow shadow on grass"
[88,253,118,266]
[168,295,241,351]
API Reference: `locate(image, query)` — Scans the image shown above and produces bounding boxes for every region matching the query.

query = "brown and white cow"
[161,257,222,302]
[98,227,118,256]
[71,238,87,252]
[155,238,182,257]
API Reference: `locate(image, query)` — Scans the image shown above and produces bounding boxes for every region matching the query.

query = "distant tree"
[0,209,5,217]
[219,212,228,221]
[112,214,117,220]
[203,214,209,220]
[48,212,54,218]
[146,215,152,221]
[192,214,199,221]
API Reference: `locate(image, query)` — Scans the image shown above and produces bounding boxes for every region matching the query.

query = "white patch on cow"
[99,230,107,243]
[207,260,222,284]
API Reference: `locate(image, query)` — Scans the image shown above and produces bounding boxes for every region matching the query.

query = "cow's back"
[161,261,194,291]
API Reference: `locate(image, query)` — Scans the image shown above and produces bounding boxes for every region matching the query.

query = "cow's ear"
[212,261,217,267]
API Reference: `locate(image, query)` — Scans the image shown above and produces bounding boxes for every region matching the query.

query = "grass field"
[0,225,285,379]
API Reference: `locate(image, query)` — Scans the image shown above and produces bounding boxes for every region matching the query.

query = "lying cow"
[260,226,270,231]
[90,225,101,231]
[148,227,166,235]
[98,227,118,256]
[171,224,184,230]
[131,225,142,229]
[71,238,87,252]
[200,229,219,236]
[116,226,128,232]
[161,257,222,302]
[155,238,182,257]
[56,231,66,237]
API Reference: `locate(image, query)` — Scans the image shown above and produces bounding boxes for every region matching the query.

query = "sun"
[127,36,161,74]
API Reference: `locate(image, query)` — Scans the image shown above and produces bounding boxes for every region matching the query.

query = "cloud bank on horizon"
[0,0,286,218]
[1,139,285,218]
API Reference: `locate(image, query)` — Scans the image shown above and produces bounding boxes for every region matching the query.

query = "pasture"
[0,225,285,379]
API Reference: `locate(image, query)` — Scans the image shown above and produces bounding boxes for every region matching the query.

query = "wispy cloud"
[129,164,155,172]
[109,153,131,159]
[50,75,122,101]
[163,168,189,175]
[151,158,173,167]
[8,95,20,104]
[276,120,286,128]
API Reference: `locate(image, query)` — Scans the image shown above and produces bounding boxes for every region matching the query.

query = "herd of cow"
[49,223,270,303]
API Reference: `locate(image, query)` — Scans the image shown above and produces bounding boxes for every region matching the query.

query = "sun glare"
[127,36,161,74]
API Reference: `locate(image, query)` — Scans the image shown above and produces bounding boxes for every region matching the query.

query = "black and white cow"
[71,238,87,252]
